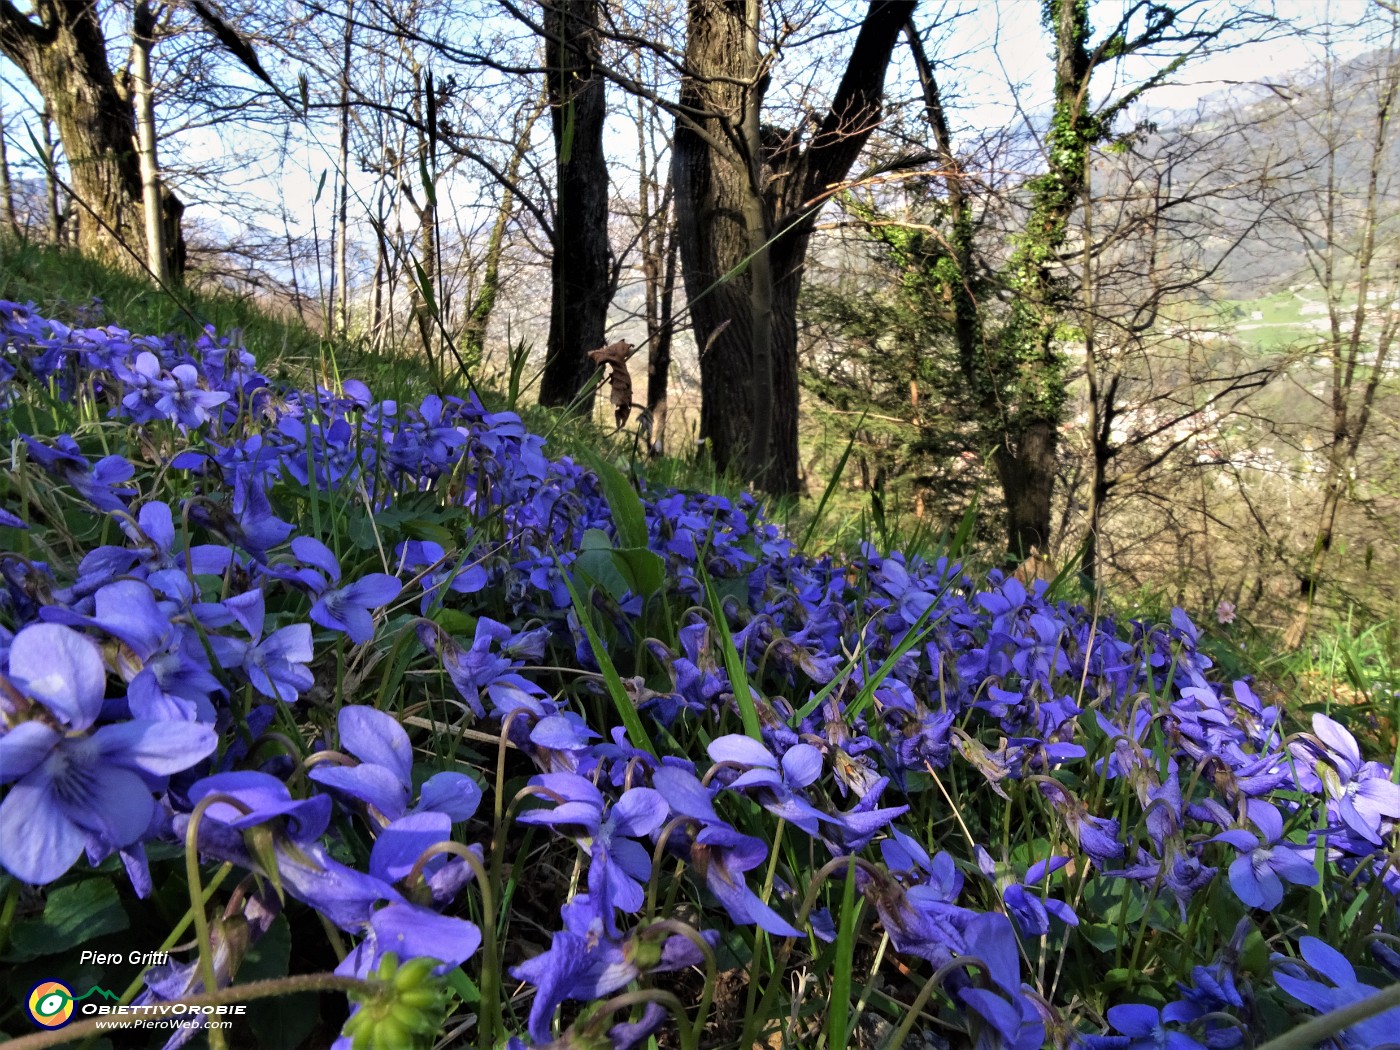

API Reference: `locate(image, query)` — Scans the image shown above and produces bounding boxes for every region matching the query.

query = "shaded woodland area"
[1,0,1396,642]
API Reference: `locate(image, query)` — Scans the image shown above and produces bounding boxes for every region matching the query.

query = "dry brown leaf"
[588,339,634,427]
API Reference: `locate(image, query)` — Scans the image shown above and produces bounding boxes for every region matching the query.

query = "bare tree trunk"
[39,107,60,245]
[674,0,911,494]
[1285,31,1400,646]
[630,64,678,456]
[462,95,543,368]
[646,214,678,455]
[334,0,353,336]
[674,0,756,472]
[131,1,167,285]
[0,99,16,236]
[540,0,609,412]
[412,197,436,364]
[0,0,185,275]
[405,66,440,368]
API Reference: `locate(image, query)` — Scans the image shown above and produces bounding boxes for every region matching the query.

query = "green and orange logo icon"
[24,981,118,1028]
[26,980,75,1028]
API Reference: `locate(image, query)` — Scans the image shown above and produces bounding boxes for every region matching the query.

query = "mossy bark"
[0,0,185,279]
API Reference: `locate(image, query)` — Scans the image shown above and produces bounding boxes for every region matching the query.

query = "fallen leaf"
[588,340,634,428]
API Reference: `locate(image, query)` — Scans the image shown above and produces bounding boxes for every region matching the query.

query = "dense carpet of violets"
[0,299,1397,1050]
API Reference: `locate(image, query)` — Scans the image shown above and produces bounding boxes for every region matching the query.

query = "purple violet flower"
[707,734,829,833]
[516,772,666,921]
[209,590,314,704]
[1274,937,1400,1050]
[291,536,402,644]
[509,893,712,1043]
[156,362,230,429]
[1290,713,1400,846]
[1076,1001,1207,1050]
[309,705,481,823]
[1215,799,1318,910]
[0,624,217,884]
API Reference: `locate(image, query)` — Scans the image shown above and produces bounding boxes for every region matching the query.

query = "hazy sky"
[0,1,1382,265]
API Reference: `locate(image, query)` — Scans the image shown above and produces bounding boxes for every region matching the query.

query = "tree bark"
[986,0,1094,558]
[0,99,16,235]
[463,96,543,368]
[674,0,912,494]
[405,66,439,367]
[334,0,353,336]
[645,216,678,455]
[131,1,167,285]
[673,0,758,473]
[39,106,61,245]
[540,0,609,412]
[0,0,185,277]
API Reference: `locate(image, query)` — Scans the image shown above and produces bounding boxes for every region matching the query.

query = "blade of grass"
[802,415,863,551]
[699,561,763,742]
[826,855,860,1049]
[945,493,979,560]
[845,600,944,725]
[789,663,856,726]
[559,556,657,757]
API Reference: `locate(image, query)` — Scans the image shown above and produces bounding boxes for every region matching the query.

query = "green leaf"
[827,857,861,1048]
[574,447,648,550]
[346,511,381,551]
[419,154,437,209]
[401,518,454,546]
[574,529,631,598]
[1078,922,1119,953]
[612,546,666,598]
[560,99,575,164]
[575,547,631,600]
[431,608,477,637]
[1103,967,1136,991]
[580,528,613,550]
[712,574,749,608]
[946,493,979,559]
[445,966,480,1004]
[413,261,437,316]
[1082,877,1146,926]
[5,880,130,961]
[1240,923,1268,973]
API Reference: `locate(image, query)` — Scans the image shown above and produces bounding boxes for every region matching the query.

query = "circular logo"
[27,980,75,1028]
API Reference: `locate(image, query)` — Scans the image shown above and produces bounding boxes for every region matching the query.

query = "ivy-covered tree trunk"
[0,0,185,278]
[988,0,1094,558]
[540,0,609,412]
[674,0,912,494]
